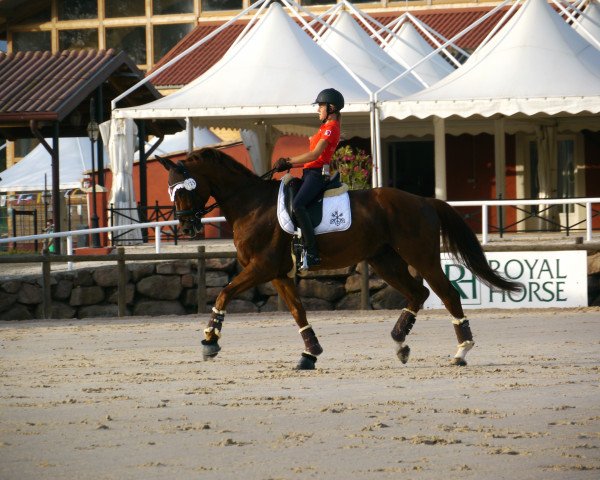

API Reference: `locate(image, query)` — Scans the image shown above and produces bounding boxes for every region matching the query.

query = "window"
[12,31,51,52]
[57,0,97,20]
[105,0,145,17]
[153,0,194,15]
[153,23,193,62]
[59,29,99,50]
[201,0,243,11]
[106,27,147,64]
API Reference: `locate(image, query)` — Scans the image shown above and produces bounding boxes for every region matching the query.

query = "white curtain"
[535,124,557,227]
[100,118,142,244]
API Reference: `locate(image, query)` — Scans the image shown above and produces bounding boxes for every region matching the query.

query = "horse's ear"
[156,155,177,171]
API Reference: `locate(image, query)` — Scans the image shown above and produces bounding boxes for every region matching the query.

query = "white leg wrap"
[298,324,312,334]
[454,340,474,360]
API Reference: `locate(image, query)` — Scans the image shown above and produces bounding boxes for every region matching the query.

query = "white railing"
[1,198,599,259]
[0,217,227,270]
[448,198,600,244]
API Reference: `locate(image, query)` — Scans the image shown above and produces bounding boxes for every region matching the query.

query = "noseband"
[168,162,218,230]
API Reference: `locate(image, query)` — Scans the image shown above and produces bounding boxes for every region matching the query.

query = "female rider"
[274,88,344,269]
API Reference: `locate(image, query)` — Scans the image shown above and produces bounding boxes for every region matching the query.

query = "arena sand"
[1,308,599,479]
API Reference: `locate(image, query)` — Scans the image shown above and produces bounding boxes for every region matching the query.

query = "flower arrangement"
[330,145,372,190]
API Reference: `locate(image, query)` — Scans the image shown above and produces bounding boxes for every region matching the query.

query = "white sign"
[424,251,588,309]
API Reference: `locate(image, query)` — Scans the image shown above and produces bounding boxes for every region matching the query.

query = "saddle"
[283,172,343,228]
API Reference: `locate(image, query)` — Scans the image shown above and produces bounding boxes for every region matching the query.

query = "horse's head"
[157,155,211,237]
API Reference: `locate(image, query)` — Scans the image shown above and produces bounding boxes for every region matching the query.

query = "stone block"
[300,297,333,311]
[257,282,278,297]
[206,258,237,272]
[335,293,364,310]
[259,296,280,312]
[371,286,408,310]
[223,299,258,313]
[181,274,195,288]
[70,286,105,306]
[136,275,182,300]
[129,263,155,282]
[236,286,256,302]
[344,274,386,294]
[52,279,73,301]
[35,302,76,319]
[0,291,17,313]
[157,261,192,275]
[299,266,353,279]
[74,270,94,287]
[0,304,33,320]
[133,300,186,316]
[17,282,43,305]
[78,304,122,319]
[298,278,345,302]
[1,280,22,294]
[93,266,129,287]
[206,271,229,287]
[107,283,135,305]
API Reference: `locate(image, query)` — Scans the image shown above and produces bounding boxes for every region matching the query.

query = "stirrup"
[299,250,321,271]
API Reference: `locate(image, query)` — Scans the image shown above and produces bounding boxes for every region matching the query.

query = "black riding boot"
[294,206,320,269]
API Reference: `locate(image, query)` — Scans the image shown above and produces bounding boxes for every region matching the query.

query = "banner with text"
[424,251,588,309]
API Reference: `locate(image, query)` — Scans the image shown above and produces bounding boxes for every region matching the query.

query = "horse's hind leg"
[368,246,430,364]
[272,276,323,370]
[417,263,474,366]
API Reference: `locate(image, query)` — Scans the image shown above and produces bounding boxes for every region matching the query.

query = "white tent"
[380,0,600,121]
[383,22,456,88]
[377,0,600,200]
[572,0,600,44]
[319,10,424,99]
[134,127,222,160]
[0,137,102,193]
[114,3,371,125]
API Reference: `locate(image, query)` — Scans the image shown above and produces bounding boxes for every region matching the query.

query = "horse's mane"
[187,147,259,179]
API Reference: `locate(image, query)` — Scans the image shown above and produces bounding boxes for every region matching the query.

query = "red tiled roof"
[0,49,144,121]
[150,5,507,87]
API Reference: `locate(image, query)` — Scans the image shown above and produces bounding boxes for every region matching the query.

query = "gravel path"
[1,308,599,479]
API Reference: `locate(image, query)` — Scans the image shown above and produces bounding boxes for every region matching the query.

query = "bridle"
[168,160,277,232]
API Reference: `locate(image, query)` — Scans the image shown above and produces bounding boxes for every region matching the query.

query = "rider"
[274,88,344,269]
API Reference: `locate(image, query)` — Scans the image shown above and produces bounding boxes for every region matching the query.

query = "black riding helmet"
[313,88,344,114]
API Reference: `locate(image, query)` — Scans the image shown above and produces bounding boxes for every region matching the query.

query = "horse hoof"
[450,357,467,367]
[395,344,410,364]
[399,345,411,364]
[201,340,221,361]
[295,353,317,370]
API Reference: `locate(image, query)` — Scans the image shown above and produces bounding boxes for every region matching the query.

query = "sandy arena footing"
[1,308,599,479]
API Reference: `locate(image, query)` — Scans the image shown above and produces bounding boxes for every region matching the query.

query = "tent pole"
[370,98,377,188]
[137,120,148,243]
[186,117,193,153]
[494,117,506,199]
[96,86,105,186]
[433,116,447,201]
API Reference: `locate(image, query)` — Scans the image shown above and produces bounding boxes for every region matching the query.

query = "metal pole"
[88,98,101,248]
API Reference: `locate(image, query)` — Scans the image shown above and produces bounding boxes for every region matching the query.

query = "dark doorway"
[387,141,434,197]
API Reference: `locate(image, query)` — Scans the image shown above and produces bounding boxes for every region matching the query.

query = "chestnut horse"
[158,148,520,369]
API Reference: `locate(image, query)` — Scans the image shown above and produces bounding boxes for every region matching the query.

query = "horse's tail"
[429,198,521,293]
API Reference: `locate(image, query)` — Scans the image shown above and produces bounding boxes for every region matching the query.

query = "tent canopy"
[572,0,600,44]
[0,137,104,193]
[319,10,424,99]
[383,21,456,88]
[380,0,600,121]
[114,2,373,135]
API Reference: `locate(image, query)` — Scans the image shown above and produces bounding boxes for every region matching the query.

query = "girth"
[284,172,342,228]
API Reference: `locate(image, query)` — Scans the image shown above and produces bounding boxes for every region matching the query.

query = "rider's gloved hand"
[274,157,293,172]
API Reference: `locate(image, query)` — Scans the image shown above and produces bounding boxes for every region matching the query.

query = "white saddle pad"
[277,180,352,235]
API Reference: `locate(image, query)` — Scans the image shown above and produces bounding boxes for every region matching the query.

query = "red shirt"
[304,120,340,170]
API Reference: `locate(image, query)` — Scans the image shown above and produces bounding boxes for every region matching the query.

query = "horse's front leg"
[272,277,323,370]
[201,262,270,361]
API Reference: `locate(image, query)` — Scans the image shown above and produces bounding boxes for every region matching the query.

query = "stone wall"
[1,252,599,320]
